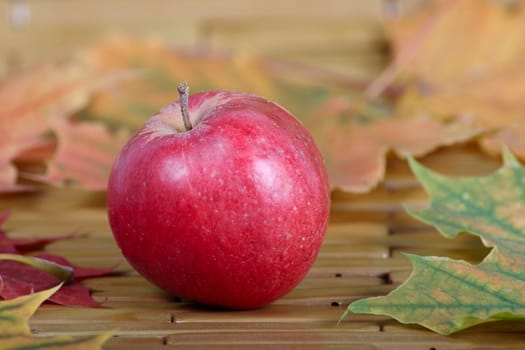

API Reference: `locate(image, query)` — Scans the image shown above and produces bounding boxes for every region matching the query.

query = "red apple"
[107,83,330,309]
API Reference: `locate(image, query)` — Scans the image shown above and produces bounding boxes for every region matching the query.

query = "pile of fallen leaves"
[4,1,525,193]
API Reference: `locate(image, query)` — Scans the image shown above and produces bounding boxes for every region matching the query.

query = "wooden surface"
[3,143,525,349]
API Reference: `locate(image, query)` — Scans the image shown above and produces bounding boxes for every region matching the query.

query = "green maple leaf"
[0,285,113,349]
[345,147,525,335]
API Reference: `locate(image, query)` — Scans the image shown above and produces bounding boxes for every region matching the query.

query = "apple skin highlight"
[107,90,330,309]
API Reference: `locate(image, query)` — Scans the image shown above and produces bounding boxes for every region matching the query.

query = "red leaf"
[48,283,102,307]
[0,260,101,307]
[0,213,115,307]
[33,253,117,280]
[0,237,18,254]
[8,234,75,254]
[0,212,74,254]
[0,261,57,297]
[0,212,20,253]
[0,211,10,225]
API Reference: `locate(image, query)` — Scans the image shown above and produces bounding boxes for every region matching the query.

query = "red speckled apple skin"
[107,91,330,309]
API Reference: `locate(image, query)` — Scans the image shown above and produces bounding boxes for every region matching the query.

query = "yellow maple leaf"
[0,285,113,349]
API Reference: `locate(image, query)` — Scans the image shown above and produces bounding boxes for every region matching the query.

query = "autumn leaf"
[0,285,61,336]
[0,259,102,307]
[382,0,525,161]
[0,212,116,307]
[2,232,75,254]
[383,0,525,87]
[349,252,525,335]
[0,254,73,282]
[72,35,480,193]
[80,36,363,187]
[33,252,117,280]
[0,33,486,193]
[0,285,113,349]
[3,36,351,191]
[0,62,120,191]
[78,35,343,130]
[25,118,130,190]
[346,147,525,335]
[307,106,481,192]
[0,213,74,254]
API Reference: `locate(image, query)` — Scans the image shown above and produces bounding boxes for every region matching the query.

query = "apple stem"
[177,82,193,131]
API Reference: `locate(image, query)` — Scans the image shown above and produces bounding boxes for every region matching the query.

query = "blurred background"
[0,0,424,79]
[1,0,524,194]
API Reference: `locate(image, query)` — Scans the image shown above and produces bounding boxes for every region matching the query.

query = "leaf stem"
[177,82,193,131]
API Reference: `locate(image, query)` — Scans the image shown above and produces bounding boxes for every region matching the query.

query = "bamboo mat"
[2,143,525,350]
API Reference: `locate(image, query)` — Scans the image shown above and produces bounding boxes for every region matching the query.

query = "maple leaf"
[381,0,525,88]
[25,118,130,190]
[380,0,525,162]
[305,100,481,192]
[0,254,73,282]
[0,212,74,254]
[81,36,371,187]
[79,36,282,129]
[33,252,117,280]
[0,259,102,307]
[345,147,525,335]
[0,62,119,191]
[0,285,113,349]
[0,212,116,307]
[0,33,484,193]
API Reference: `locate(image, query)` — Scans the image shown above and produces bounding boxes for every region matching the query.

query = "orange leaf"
[479,124,525,160]
[79,36,288,130]
[40,35,477,193]
[313,113,480,193]
[0,62,120,191]
[27,118,130,190]
[385,0,525,87]
[0,164,24,192]
[386,0,525,161]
